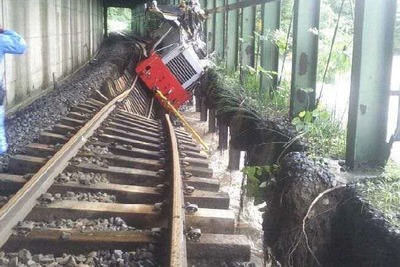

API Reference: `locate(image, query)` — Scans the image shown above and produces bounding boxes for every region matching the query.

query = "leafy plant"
[291,106,346,159]
[242,164,280,204]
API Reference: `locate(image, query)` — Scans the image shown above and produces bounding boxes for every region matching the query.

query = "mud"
[331,187,400,267]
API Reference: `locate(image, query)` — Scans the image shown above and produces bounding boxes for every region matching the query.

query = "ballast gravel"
[39,191,116,204]
[1,35,136,168]
[56,172,109,184]
[14,217,138,234]
[0,248,156,266]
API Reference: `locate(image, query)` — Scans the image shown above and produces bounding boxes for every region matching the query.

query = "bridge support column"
[290,0,320,117]
[346,0,397,169]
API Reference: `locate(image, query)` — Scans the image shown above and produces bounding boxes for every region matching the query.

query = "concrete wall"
[0,0,104,109]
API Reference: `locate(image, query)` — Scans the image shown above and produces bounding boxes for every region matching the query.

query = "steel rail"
[165,114,187,267]
[0,89,132,247]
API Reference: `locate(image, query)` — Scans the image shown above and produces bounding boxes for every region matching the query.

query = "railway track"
[0,62,250,266]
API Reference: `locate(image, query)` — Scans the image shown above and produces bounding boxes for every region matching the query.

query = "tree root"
[302,184,347,266]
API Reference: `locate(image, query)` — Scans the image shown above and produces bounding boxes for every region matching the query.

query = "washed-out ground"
[180,105,265,266]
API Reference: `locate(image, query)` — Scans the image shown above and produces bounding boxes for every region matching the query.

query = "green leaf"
[304,111,313,123]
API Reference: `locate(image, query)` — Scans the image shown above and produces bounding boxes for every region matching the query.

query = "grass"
[211,66,346,160]
[211,66,289,122]
[292,106,346,159]
[356,162,400,228]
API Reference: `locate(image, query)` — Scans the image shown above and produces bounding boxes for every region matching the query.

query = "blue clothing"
[0,30,27,154]
[0,30,27,84]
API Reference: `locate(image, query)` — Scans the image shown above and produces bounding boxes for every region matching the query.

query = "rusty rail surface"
[165,114,187,267]
[0,89,131,247]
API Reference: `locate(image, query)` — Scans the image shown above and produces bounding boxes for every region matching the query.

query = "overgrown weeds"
[291,106,346,159]
[356,162,400,228]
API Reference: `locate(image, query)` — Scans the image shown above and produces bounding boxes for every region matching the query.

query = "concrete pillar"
[195,95,201,112]
[200,97,208,121]
[228,148,241,170]
[290,0,320,118]
[104,6,108,37]
[346,0,397,169]
[209,108,216,133]
[218,123,228,150]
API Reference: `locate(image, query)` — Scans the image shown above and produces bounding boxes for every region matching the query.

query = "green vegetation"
[107,7,132,32]
[356,163,400,228]
[291,107,346,159]
[242,164,279,204]
[213,66,289,121]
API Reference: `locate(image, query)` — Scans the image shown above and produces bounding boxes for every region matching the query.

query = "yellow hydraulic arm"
[154,90,209,151]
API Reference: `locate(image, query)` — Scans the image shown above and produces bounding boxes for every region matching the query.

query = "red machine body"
[136,53,191,109]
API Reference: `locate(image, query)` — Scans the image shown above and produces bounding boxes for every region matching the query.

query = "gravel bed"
[71,156,109,168]
[55,172,109,184]
[82,145,113,155]
[0,248,156,266]
[14,217,138,235]
[1,34,136,167]
[39,192,116,204]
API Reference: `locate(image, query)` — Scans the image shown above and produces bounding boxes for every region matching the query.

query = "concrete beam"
[260,1,280,92]
[290,0,320,117]
[346,0,396,169]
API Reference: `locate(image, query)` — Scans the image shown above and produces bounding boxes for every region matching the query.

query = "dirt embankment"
[264,152,400,267]
[201,68,400,266]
